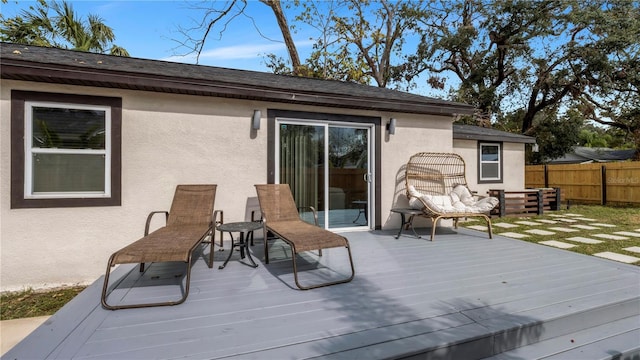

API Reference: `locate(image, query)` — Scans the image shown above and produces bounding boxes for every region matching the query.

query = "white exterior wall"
[380,115,453,230]
[1,80,455,291]
[453,139,527,195]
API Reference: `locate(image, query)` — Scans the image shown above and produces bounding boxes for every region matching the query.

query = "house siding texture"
[1,79,455,291]
[454,139,527,195]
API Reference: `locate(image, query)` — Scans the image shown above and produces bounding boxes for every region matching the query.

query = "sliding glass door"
[278,120,372,230]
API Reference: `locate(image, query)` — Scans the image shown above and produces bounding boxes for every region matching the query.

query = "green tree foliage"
[527,108,583,164]
[0,0,129,56]
[400,0,638,162]
[181,0,638,162]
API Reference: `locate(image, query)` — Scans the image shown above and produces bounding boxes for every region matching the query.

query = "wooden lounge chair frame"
[101,185,222,310]
[405,152,495,240]
[255,184,355,290]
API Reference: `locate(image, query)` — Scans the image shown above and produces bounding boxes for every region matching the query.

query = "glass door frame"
[275,118,375,231]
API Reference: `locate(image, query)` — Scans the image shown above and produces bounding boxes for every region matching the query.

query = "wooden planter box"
[489,188,561,217]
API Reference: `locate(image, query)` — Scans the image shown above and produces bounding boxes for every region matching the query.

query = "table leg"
[218,232,235,269]
[239,232,246,259]
[407,215,421,238]
[395,212,406,239]
[244,231,258,268]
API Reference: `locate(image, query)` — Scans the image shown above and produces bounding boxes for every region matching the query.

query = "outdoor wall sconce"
[532,143,539,152]
[387,118,396,135]
[252,110,261,130]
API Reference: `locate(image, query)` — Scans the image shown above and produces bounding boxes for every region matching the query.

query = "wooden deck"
[6,228,640,359]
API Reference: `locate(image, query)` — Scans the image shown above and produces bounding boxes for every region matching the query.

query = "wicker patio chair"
[101,184,222,310]
[405,152,498,241]
[255,184,355,290]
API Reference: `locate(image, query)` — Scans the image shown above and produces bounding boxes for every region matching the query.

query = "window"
[478,142,502,183]
[11,91,121,208]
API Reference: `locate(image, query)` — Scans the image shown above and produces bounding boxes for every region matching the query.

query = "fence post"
[498,190,506,217]
[544,164,549,188]
[554,187,561,210]
[601,165,607,205]
[537,189,544,215]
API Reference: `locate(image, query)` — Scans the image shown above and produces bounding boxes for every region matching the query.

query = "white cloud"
[161,40,314,64]
[162,43,283,63]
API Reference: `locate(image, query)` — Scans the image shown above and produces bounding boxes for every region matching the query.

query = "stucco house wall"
[454,139,528,195]
[0,78,454,291]
[1,43,534,292]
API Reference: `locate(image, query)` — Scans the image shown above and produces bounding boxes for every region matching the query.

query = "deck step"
[482,316,640,360]
[400,297,640,360]
[312,295,640,360]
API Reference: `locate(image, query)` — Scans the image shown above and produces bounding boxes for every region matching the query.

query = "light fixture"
[252,110,261,130]
[532,143,539,153]
[387,118,396,135]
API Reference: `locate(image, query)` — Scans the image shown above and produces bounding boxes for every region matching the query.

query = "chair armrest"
[298,206,319,226]
[144,211,169,236]
[251,210,262,222]
[213,210,224,228]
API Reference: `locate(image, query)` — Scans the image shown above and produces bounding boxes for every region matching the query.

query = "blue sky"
[1,0,314,71]
[1,0,457,98]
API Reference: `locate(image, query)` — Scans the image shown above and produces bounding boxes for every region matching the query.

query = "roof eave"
[453,133,536,144]
[0,59,475,117]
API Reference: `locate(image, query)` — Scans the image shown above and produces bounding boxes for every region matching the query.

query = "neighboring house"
[1,43,529,291]
[548,146,637,164]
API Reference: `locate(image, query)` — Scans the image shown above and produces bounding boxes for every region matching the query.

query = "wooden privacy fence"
[525,162,640,205]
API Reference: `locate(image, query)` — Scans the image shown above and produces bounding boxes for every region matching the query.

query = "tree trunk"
[260,0,303,76]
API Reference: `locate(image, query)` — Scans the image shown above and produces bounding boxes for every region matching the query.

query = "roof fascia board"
[1,59,475,116]
[453,132,536,144]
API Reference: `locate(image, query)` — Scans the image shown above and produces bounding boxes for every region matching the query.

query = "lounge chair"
[405,152,498,240]
[254,184,355,290]
[101,184,221,310]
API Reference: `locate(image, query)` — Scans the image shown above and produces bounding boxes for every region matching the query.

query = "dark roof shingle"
[1,43,474,116]
[452,124,536,144]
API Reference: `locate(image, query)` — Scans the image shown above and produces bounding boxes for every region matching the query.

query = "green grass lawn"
[1,286,86,321]
[463,205,640,263]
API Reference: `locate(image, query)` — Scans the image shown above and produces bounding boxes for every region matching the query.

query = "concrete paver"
[566,236,603,244]
[593,233,630,241]
[548,227,579,233]
[535,219,559,224]
[614,231,640,238]
[514,221,541,226]
[525,229,556,236]
[594,252,640,264]
[624,246,640,254]
[591,223,616,227]
[539,240,576,249]
[570,224,599,230]
[492,222,520,228]
[467,225,489,231]
[497,232,530,239]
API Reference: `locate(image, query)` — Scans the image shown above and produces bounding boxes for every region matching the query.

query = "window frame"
[11,90,122,208]
[478,142,503,184]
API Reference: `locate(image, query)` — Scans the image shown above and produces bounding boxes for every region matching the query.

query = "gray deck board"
[485,316,640,360]
[6,228,640,360]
